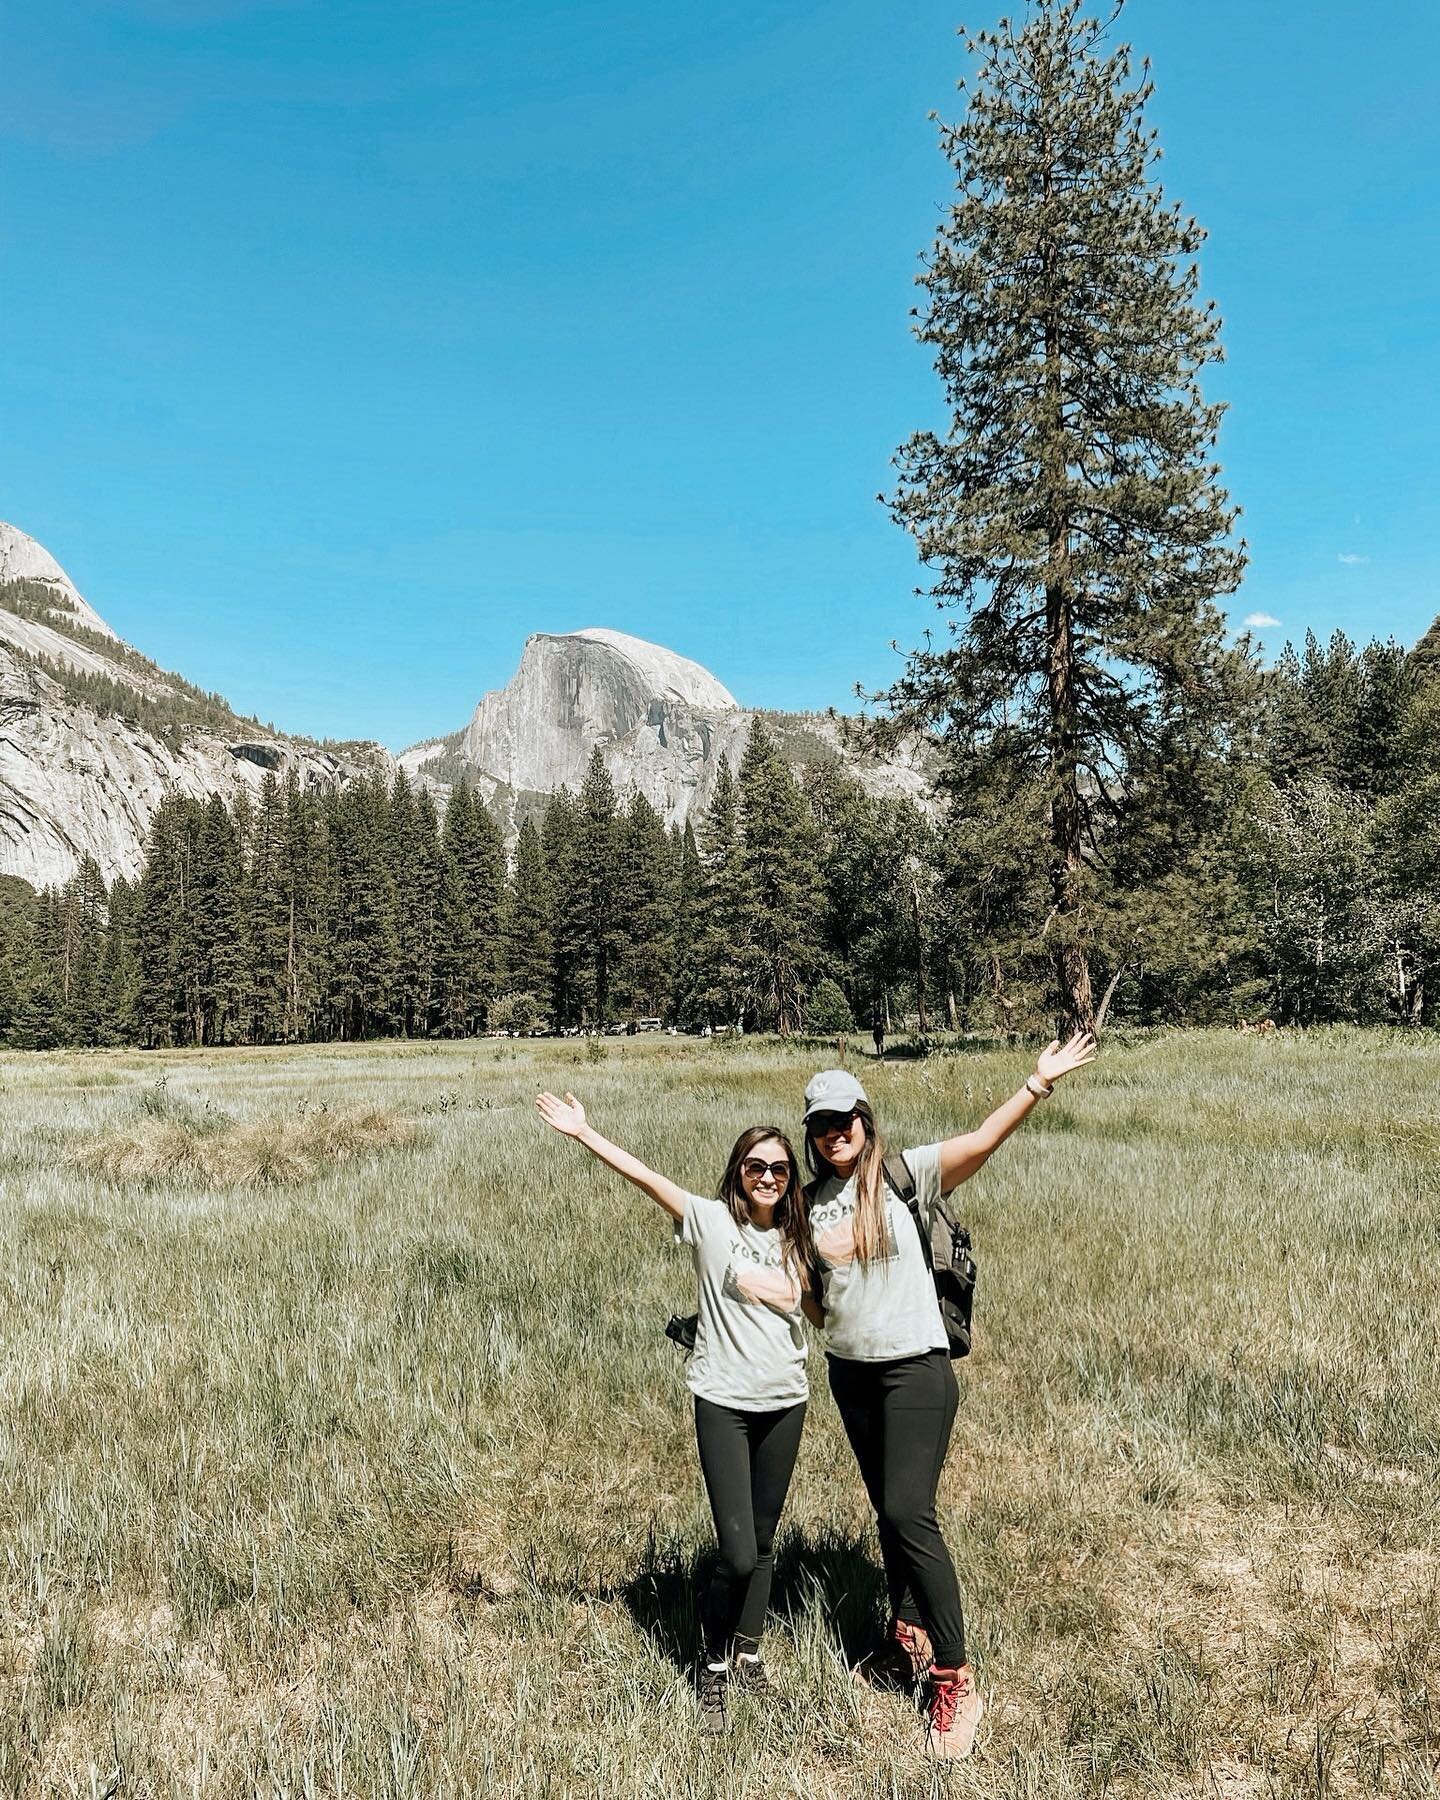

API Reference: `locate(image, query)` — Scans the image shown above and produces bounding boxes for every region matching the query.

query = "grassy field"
[0,1029,1436,1798]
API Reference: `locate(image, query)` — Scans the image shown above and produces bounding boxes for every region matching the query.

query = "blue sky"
[2,0,1437,748]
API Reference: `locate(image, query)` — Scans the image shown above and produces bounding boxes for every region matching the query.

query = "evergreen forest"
[1,623,1437,1052]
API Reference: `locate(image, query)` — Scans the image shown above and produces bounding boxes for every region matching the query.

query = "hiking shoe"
[732,1651,769,1693]
[894,1619,934,1679]
[697,1661,731,1735]
[852,1618,933,1691]
[923,1663,983,1760]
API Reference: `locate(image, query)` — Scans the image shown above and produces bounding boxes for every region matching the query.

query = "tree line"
[0,720,917,1049]
[1,626,1437,1053]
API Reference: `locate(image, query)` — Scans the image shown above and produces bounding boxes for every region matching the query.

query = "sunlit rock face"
[0,524,392,891]
[0,521,119,640]
[402,627,933,834]
[456,629,743,822]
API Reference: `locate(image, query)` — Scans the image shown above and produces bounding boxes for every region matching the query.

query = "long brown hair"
[804,1099,890,1264]
[717,1125,816,1282]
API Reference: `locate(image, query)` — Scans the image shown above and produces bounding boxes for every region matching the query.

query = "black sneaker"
[697,1661,730,1734]
[732,1652,769,1693]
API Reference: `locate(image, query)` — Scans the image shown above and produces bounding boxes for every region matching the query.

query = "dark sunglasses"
[808,1109,859,1135]
[741,1158,792,1183]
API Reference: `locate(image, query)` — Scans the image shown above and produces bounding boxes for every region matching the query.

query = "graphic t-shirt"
[675,1193,809,1412]
[810,1142,948,1363]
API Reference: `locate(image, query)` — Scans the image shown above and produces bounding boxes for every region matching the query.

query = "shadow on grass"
[614,1524,890,1678]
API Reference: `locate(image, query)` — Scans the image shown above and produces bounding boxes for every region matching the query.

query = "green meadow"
[0,1031,1435,1798]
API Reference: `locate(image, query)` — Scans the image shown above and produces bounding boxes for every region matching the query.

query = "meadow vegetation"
[0,1030,1435,1797]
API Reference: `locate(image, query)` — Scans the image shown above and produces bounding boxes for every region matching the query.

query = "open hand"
[536,1090,588,1137]
[1036,1029,1098,1086]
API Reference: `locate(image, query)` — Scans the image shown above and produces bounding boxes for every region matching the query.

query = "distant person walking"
[801,1030,1096,1759]
[870,1001,886,1059]
[535,1091,816,1735]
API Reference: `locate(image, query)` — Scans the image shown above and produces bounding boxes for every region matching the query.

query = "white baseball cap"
[802,1068,869,1121]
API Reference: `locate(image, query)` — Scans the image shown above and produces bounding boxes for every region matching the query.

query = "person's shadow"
[616,1523,889,1677]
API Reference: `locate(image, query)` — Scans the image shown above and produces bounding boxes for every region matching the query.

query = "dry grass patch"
[4,1030,1437,1796]
[67,1103,420,1187]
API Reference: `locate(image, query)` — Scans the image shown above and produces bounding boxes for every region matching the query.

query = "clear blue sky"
[2,0,1437,749]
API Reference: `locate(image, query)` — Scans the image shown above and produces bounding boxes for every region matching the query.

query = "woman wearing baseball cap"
[802,1031,1096,1758]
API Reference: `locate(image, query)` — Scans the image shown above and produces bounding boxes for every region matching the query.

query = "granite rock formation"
[400,627,932,833]
[0,525,392,890]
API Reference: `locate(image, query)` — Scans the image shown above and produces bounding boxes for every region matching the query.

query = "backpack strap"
[882,1150,916,1203]
[882,1151,928,1260]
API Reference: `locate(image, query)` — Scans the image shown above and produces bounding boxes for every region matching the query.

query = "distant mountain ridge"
[0,523,931,891]
[399,627,932,837]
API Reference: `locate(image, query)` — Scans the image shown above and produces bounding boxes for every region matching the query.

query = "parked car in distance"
[637,1017,663,1032]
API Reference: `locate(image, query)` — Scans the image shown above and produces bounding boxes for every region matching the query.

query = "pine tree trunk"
[1047,587,1090,1027]
[1042,262,1095,1033]
[286,894,299,1042]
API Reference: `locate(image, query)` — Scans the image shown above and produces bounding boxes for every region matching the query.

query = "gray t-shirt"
[811,1142,948,1362]
[675,1193,809,1412]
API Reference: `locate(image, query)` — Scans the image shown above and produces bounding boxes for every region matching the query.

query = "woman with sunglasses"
[802,1031,1097,1759]
[535,1090,816,1734]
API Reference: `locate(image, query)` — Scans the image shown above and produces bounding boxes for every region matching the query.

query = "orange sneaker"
[894,1619,934,1679]
[851,1618,933,1691]
[924,1663,983,1759]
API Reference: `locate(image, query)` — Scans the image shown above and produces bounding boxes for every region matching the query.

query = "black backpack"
[888,1152,977,1360]
[807,1152,976,1360]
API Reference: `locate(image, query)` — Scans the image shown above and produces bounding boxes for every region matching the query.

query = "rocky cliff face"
[0,521,120,641]
[400,627,932,833]
[0,525,392,890]
[0,522,932,890]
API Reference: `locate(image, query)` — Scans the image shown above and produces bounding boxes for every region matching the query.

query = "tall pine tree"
[327,776,399,1039]
[668,820,705,1025]
[502,814,554,1015]
[882,0,1246,1028]
[244,770,290,1042]
[615,791,674,1018]
[574,749,624,1025]
[444,781,507,1029]
[542,789,585,1028]
[693,757,749,1029]
[281,772,328,1040]
[737,721,818,1035]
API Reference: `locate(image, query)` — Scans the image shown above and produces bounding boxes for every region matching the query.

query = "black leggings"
[693,1396,807,1659]
[827,1350,967,1667]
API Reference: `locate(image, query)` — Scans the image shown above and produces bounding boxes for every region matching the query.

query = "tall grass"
[0,1031,1435,1796]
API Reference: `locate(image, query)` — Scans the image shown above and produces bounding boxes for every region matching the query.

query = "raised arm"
[535,1091,688,1222]
[936,1030,1097,1193]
